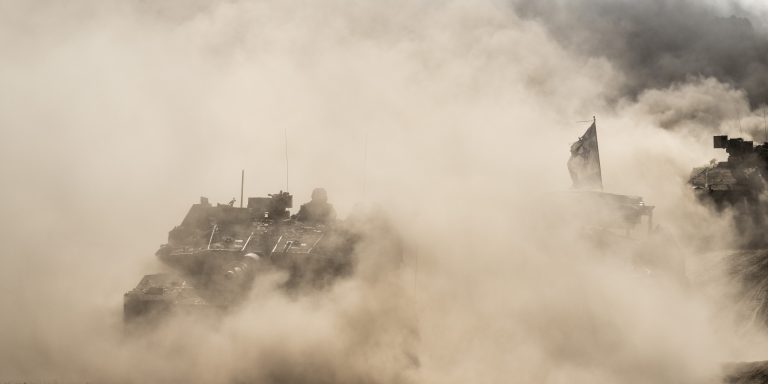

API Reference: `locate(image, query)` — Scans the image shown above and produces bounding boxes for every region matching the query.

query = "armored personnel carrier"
[124,191,363,322]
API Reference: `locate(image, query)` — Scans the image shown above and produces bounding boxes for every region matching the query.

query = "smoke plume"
[513,0,768,109]
[2,0,768,383]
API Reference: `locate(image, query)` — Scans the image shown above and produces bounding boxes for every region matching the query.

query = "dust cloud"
[1,0,768,383]
[512,0,768,108]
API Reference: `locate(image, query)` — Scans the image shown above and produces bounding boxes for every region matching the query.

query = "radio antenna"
[284,128,289,192]
[763,107,767,143]
[240,169,244,208]
[362,130,368,198]
[738,111,743,135]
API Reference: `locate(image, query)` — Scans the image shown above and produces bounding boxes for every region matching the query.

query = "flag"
[568,121,603,190]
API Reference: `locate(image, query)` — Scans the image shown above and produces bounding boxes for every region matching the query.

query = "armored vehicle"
[689,136,768,315]
[690,135,768,208]
[690,135,768,314]
[689,135,768,382]
[690,135,768,247]
[124,191,362,322]
[566,118,656,236]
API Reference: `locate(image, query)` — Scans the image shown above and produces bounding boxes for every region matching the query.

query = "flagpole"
[593,116,603,191]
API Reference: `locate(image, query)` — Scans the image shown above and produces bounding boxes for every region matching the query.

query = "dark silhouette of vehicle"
[124,191,378,323]
[690,135,768,381]
[690,135,768,247]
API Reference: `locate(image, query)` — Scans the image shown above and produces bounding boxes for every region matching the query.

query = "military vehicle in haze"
[566,118,656,235]
[689,135,768,382]
[556,119,692,284]
[565,119,660,256]
[690,135,768,248]
[689,135,768,315]
[124,190,379,323]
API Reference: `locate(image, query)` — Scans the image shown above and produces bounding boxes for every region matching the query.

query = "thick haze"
[2,0,768,383]
[513,0,768,109]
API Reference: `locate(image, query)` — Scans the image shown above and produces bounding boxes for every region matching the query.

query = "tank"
[124,191,363,323]
[690,135,768,197]
[690,135,768,247]
[689,135,768,312]
[689,136,768,381]
[690,135,768,313]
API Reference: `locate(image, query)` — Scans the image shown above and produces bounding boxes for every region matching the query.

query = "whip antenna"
[363,131,368,198]
[763,107,767,143]
[240,169,244,208]
[284,128,289,192]
[738,111,743,135]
